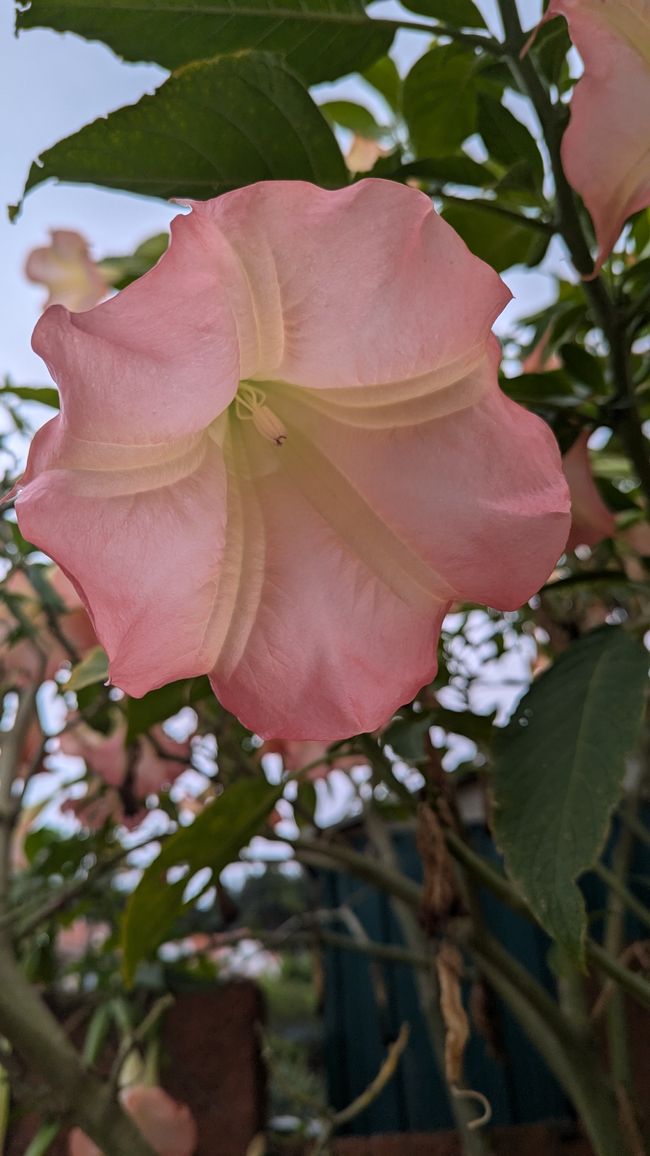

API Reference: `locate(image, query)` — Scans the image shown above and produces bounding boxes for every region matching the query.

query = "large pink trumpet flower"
[15,181,570,740]
[546,0,650,272]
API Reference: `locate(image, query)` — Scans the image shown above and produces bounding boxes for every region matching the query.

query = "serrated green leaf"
[126,676,212,743]
[17,0,392,85]
[122,777,282,982]
[492,627,648,962]
[20,52,348,208]
[403,44,479,157]
[66,646,109,693]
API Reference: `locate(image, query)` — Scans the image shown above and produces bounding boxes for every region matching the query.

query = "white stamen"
[235,384,287,446]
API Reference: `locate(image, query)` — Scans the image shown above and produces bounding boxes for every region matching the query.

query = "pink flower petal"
[185,181,512,392]
[212,359,569,739]
[548,0,650,271]
[562,430,616,549]
[17,441,228,696]
[18,181,571,739]
[31,209,245,443]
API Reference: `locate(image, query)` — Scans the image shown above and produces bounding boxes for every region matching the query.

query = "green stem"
[471,932,631,1156]
[0,696,155,1156]
[444,830,650,1012]
[603,821,636,1090]
[595,863,650,936]
[299,823,634,1153]
[497,0,650,517]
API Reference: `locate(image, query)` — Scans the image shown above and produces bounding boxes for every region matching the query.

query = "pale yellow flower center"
[234,382,287,446]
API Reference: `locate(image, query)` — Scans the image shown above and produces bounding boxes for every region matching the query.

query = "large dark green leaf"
[16,52,348,210]
[492,627,648,961]
[122,777,282,982]
[403,44,479,157]
[442,200,549,271]
[477,93,544,196]
[400,0,485,27]
[16,0,392,84]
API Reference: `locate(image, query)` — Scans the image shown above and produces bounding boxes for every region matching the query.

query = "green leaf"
[505,369,591,409]
[100,233,168,291]
[400,0,485,27]
[19,52,348,208]
[66,646,109,693]
[17,0,391,85]
[122,777,282,982]
[442,200,549,271]
[492,627,648,961]
[125,676,212,743]
[477,93,544,195]
[362,56,401,112]
[382,155,496,188]
[531,16,572,90]
[559,344,606,392]
[403,44,479,157]
[320,100,384,139]
[0,382,59,409]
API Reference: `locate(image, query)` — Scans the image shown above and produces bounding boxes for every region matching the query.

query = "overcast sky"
[2,0,546,385]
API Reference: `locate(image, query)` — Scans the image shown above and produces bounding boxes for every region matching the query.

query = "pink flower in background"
[0,566,97,687]
[261,738,362,780]
[60,718,190,798]
[562,431,615,550]
[61,785,127,831]
[16,180,570,740]
[69,1085,197,1156]
[521,329,562,374]
[25,229,108,312]
[546,0,650,272]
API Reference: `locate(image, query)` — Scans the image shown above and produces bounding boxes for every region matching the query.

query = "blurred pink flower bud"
[261,738,362,780]
[68,1085,197,1156]
[345,135,387,173]
[25,230,108,312]
[562,431,615,550]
